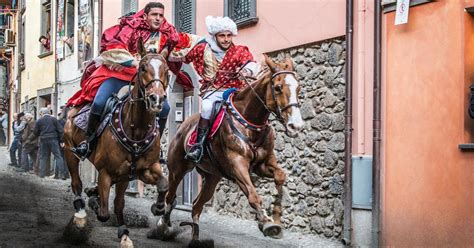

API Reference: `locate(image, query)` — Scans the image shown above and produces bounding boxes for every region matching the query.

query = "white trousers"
[201,91,224,119]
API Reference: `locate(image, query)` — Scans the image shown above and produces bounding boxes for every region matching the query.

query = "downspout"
[342,0,354,246]
[372,0,382,247]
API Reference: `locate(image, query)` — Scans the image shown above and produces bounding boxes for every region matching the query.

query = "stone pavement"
[0,147,342,247]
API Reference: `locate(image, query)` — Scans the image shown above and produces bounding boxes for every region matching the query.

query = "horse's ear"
[264,54,278,72]
[138,37,146,57]
[285,56,294,70]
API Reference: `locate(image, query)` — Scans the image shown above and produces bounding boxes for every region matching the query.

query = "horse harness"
[107,98,159,179]
[204,70,300,167]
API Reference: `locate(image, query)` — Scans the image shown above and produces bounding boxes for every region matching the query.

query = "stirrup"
[185,144,204,163]
[71,141,91,160]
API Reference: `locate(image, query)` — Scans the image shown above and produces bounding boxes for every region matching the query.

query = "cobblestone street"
[0,147,341,247]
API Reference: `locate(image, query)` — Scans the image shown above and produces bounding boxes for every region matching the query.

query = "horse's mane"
[234,65,271,99]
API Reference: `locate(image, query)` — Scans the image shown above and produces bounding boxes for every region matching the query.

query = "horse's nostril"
[288,123,295,130]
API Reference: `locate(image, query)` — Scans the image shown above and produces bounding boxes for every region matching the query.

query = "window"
[65,0,75,54]
[174,0,195,33]
[122,0,138,16]
[224,0,258,27]
[40,0,52,55]
[20,14,25,70]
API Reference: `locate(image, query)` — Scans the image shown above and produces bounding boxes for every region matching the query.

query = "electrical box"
[352,156,373,209]
[175,102,183,122]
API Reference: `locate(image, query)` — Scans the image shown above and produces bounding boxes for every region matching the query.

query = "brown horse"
[156,56,304,245]
[63,40,170,247]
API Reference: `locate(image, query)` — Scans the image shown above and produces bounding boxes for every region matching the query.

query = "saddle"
[187,88,237,147]
[73,87,130,138]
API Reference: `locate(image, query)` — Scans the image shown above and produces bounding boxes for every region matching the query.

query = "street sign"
[395,0,410,25]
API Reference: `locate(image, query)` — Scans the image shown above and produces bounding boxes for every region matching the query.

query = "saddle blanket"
[187,108,226,147]
[73,105,110,136]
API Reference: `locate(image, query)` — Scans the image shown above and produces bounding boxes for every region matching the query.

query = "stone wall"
[212,36,346,239]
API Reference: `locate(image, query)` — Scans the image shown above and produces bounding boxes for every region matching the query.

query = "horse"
[155,55,305,245]
[63,39,170,247]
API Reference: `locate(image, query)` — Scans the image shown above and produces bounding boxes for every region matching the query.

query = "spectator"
[9,112,25,167]
[33,107,66,179]
[20,113,38,173]
[0,109,7,145]
[54,106,69,179]
[39,35,50,51]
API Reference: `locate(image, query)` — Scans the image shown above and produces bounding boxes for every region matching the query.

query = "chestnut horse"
[63,40,169,247]
[156,56,304,245]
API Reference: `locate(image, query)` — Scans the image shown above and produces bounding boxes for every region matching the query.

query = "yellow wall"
[20,0,56,101]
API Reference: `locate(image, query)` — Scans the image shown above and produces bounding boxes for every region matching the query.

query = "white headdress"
[205,16,238,36]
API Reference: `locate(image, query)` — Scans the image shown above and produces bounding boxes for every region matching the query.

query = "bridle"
[129,53,167,109]
[240,68,301,124]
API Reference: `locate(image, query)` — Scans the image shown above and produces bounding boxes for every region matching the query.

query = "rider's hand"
[131,60,139,68]
[108,63,125,71]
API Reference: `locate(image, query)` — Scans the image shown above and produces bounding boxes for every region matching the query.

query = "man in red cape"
[68,2,193,158]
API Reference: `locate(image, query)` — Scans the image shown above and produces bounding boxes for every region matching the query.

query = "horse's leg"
[114,181,133,248]
[141,162,169,216]
[181,169,221,243]
[254,153,286,226]
[64,148,86,220]
[96,169,112,222]
[232,157,282,238]
[147,160,189,241]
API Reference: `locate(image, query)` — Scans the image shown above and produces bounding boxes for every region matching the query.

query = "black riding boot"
[72,113,101,159]
[185,118,210,163]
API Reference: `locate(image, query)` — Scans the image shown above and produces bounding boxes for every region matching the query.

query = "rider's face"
[215,31,233,51]
[144,8,165,31]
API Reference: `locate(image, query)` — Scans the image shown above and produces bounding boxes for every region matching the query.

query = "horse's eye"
[274,84,282,93]
[140,65,146,71]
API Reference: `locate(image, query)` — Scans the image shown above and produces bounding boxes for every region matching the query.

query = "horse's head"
[135,38,169,113]
[264,55,304,137]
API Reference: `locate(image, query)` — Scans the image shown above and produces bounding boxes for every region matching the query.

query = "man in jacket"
[33,107,66,178]
[9,112,26,167]
[19,113,38,173]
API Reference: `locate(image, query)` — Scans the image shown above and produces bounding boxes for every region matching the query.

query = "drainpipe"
[342,0,354,246]
[372,0,382,247]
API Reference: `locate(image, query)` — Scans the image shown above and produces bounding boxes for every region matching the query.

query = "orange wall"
[382,0,474,246]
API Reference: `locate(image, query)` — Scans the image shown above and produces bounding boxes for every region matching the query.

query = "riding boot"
[72,113,101,159]
[158,118,167,164]
[185,118,210,163]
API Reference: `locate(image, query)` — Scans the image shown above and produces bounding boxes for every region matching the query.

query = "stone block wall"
[212,36,346,239]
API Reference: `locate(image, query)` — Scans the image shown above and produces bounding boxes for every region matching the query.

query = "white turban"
[205,16,238,36]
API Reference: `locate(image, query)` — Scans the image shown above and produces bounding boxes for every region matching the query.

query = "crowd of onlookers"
[2,107,68,180]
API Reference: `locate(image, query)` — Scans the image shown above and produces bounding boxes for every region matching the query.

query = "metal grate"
[229,0,251,21]
[174,0,194,33]
[224,0,258,27]
[122,0,138,16]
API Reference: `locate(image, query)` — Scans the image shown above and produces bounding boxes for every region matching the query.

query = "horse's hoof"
[262,222,283,239]
[97,214,110,223]
[147,218,179,241]
[63,216,92,245]
[151,203,165,216]
[120,235,134,248]
[188,239,215,248]
[88,196,99,215]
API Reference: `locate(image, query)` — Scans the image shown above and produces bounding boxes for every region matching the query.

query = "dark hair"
[18,112,25,118]
[144,2,164,14]
[38,35,47,42]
